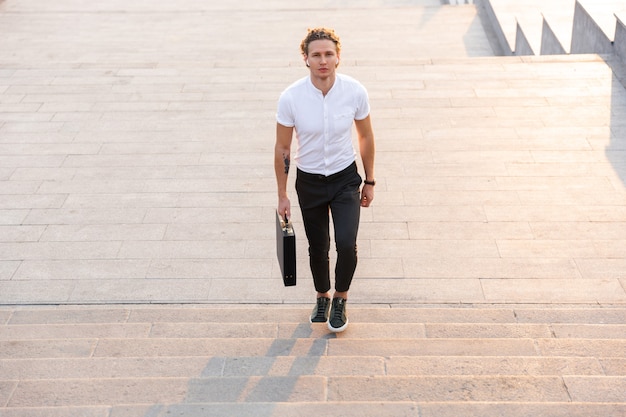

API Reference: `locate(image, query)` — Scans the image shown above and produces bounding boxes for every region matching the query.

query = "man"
[274,27,376,332]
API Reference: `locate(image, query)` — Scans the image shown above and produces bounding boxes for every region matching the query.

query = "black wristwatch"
[363,179,376,186]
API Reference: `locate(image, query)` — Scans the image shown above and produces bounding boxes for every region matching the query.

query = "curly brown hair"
[300,27,341,56]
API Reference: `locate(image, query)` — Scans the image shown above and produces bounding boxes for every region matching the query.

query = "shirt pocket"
[331,112,354,135]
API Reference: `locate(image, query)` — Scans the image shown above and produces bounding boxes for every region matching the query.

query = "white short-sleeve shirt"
[276,73,370,176]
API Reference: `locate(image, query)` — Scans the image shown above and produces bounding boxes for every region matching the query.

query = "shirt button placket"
[323,100,330,175]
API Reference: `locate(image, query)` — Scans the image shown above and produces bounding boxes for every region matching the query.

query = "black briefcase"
[276,211,296,286]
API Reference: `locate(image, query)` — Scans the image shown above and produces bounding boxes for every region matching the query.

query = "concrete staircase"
[482,0,626,59]
[1,304,625,416]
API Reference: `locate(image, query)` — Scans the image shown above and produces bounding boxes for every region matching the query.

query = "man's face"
[305,39,339,78]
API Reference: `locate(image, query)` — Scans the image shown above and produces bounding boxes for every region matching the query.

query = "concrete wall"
[540,17,567,55]
[477,0,513,55]
[570,0,613,54]
[515,21,535,55]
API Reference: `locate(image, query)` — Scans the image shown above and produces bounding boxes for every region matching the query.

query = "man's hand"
[278,197,291,220]
[360,185,374,207]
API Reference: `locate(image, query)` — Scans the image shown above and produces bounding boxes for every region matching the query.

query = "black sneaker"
[328,297,349,332]
[310,297,331,323]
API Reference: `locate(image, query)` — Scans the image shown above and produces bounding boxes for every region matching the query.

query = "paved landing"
[1,0,625,306]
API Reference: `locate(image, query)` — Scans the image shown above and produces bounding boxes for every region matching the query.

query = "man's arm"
[355,115,375,207]
[275,122,294,219]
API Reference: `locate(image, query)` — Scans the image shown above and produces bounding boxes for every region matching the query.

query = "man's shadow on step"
[141,320,335,416]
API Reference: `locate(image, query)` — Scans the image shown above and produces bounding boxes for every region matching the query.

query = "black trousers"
[296,162,362,293]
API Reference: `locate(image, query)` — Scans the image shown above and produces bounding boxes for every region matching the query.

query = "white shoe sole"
[328,319,348,333]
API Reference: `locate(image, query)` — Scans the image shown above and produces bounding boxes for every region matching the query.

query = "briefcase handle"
[278,212,293,233]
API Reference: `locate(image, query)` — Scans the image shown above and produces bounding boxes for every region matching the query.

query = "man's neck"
[311,74,336,96]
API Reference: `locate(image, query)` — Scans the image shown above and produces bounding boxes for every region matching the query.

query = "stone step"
[3,376,625,403]
[1,304,624,414]
[1,403,624,417]
[5,305,626,324]
[2,355,622,379]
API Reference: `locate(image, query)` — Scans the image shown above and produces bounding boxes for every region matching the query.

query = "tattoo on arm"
[283,154,290,174]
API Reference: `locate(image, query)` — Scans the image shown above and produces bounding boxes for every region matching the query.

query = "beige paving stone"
[513,307,626,324]
[68,278,214,303]
[565,376,626,403]
[7,378,188,407]
[9,167,76,181]
[0,323,150,340]
[333,278,486,304]
[0,261,20,281]
[371,239,500,259]
[0,241,122,261]
[23,208,147,225]
[0,339,95,359]
[551,324,626,339]
[419,403,626,417]
[386,356,604,376]
[0,155,65,168]
[147,258,274,279]
[0,408,109,417]
[0,195,67,210]
[0,357,211,380]
[0,180,40,194]
[0,380,17,407]
[92,338,279,357]
[537,339,626,357]
[327,376,569,402]
[39,224,166,242]
[379,205,488,223]
[1,121,64,133]
[206,278,314,304]
[529,221,626,240]
[61,192,179,209]
[12,259,151,281]
[482,278,626,303]
[8,307,130,325]
[0,280,74,304]
[328,338,537,357]
[601,358,626,376]
[484,205,589,222]
[117,240,247,259]
[126,306,310,324]
[407,221,532,240]
[495,239,602,258]
[0,310,11,324]
[0,143,100,156]
[349,257,405,278]
[583,205,626,222]
[352,307,517,323]
[149,322,278,339]
[425,323,553,338]
[62,154,200,168]
[404,190,521,206]
[280,322,427,339]
[594,240,626,258]
[403,257,581,279]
